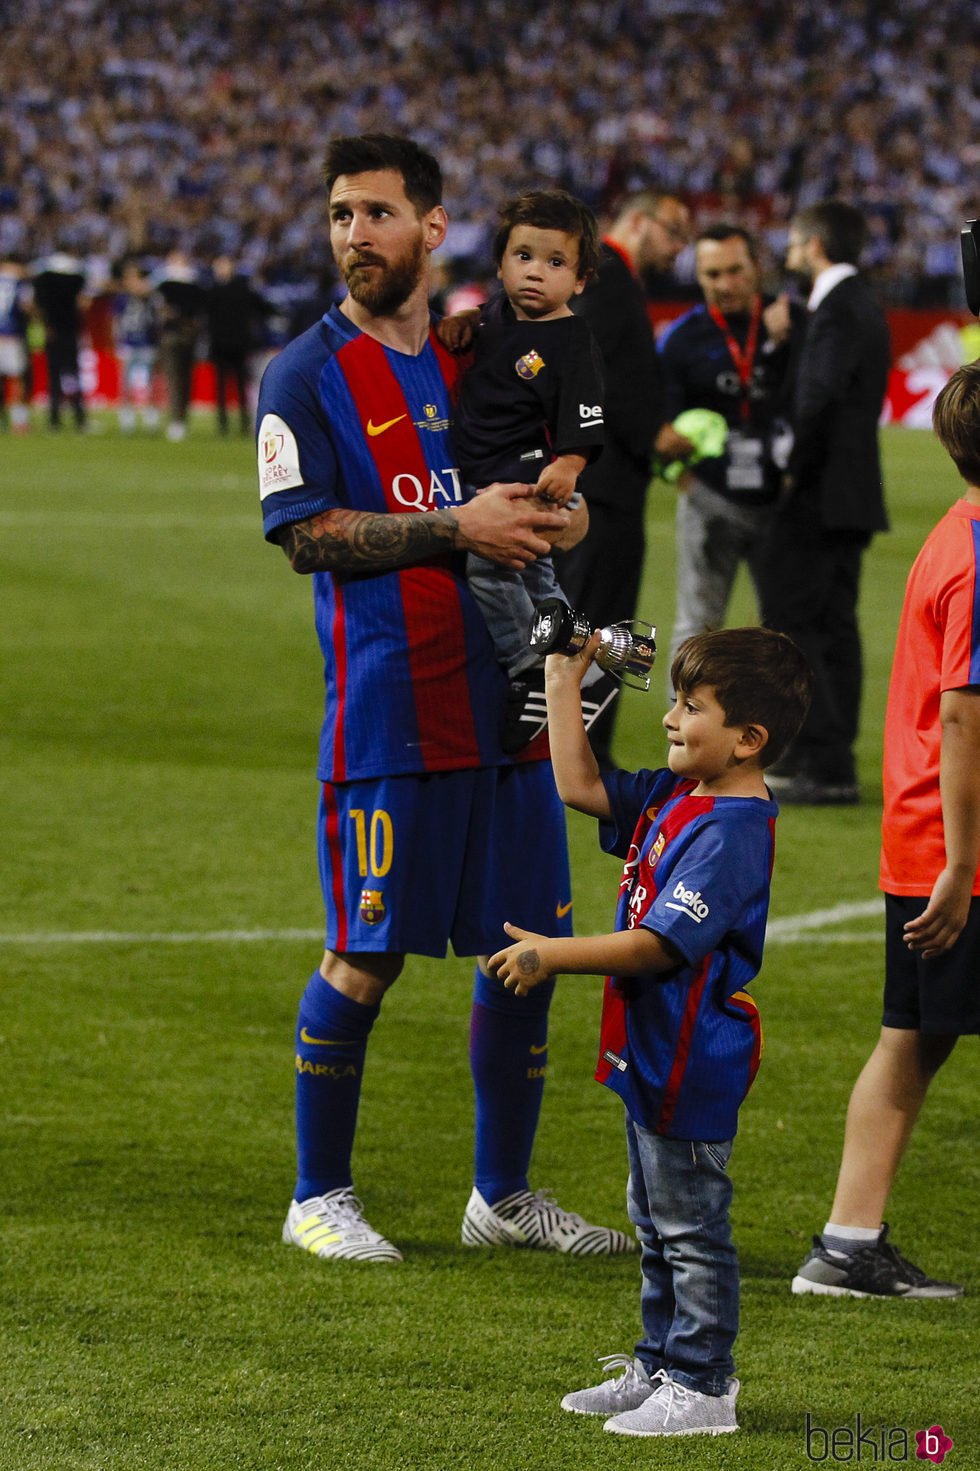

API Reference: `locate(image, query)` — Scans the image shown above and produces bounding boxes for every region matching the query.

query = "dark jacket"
[790,273,890,533]
[571,241,665,511]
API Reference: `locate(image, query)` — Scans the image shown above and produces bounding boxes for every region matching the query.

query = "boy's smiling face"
[663,683,766,793]
[497,224,585,320]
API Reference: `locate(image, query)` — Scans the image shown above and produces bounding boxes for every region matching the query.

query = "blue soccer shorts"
[316,760,574,958]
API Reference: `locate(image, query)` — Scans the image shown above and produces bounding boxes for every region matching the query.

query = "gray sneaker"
[605,1376,740,1437]
[791,1225,964,1299]
[560,1355,663,1415]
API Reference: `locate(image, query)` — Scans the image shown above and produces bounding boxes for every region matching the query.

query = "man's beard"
[340,233,427,314]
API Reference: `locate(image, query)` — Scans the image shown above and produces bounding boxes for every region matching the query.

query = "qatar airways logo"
[665,881,710,924]
[390,467,464,508]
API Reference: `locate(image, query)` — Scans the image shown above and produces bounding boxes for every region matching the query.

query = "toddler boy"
[450,190,606,751]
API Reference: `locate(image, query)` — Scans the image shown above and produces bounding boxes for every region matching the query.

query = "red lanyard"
[708,296,761,422]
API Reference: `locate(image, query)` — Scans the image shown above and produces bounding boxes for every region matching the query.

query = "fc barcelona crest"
[515,350,545,380]
[359,889,387,925]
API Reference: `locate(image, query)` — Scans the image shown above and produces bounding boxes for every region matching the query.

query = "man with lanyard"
[656,224,804,670]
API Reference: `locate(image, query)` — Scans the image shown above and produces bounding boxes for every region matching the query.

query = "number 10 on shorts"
[349,808,394,878]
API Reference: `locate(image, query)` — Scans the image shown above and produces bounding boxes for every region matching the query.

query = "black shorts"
[883,893,980,1034]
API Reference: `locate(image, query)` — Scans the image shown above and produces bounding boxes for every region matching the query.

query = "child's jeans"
[466,551,568,677]
[625,1116,739,1397]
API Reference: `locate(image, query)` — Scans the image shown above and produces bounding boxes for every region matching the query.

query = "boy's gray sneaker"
[560,1355,664,1415]
[604,1375,739,1437]
[791,1225,964,1299]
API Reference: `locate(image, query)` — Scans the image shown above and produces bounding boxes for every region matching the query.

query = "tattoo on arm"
[279,507,459,574]
[517,950,541,975]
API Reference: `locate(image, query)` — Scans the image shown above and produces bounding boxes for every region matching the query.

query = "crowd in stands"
[0,0,977,307]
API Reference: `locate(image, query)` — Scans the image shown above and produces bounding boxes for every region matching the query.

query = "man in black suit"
[555,190,691,767]
[761,201,890,804]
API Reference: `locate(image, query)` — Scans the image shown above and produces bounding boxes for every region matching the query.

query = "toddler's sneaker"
[461,1186,636,1255]
[605,1375,739,1437]
[500,668,548,753]
[561,1355,664,1415]
[282,1188,402,1263]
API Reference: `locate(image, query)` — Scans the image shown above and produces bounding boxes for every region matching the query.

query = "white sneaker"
[605,1376,740,1437]
[561,1355,665,1415]
[461,1186,637,1255]
[282,1188,403,1263]
[165,421,186,441]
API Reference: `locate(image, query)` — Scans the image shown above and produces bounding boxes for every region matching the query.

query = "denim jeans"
[466,550,567,676]
[626,1115,739,1397]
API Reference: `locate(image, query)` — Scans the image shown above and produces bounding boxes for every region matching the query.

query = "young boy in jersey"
[449,190,607,751]
[491,625,812,1436]
[791,360,980,1301]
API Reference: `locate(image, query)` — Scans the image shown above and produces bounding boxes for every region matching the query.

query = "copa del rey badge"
[515,349,545,380]
[257,412,303,498]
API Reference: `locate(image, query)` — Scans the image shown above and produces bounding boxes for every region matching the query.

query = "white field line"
[0,901,884,948]
[0,927,323,946]
[766,899,882,943]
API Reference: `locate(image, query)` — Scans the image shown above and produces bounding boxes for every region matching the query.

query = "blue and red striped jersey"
[595,767,776,1140]
[257,305,525,781]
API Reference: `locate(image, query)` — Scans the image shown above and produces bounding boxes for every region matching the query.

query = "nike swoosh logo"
[529,1043,548,1055]
[299,1027,346,1046]
[366,415,406,437]
[556,900,573,918]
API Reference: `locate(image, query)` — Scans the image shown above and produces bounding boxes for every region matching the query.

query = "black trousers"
[45,332,85,427]
[213,351,251,431]
[758,494,870,783]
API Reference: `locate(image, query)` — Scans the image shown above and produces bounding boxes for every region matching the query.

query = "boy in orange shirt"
[792,361,980,1299]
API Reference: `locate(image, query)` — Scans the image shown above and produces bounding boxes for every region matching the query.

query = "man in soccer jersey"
[257,133,636,1262]
[0,256,32,432]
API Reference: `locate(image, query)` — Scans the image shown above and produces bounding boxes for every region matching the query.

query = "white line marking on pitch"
[0,901,884,947]
[0,927,324,946]
[767,899,882,943]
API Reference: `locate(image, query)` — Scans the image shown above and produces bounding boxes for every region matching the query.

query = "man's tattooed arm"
[277,507,459,574]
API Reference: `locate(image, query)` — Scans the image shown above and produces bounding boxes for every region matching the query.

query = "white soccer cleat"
[461,1186,637,1255]
[282,1188,403,1263]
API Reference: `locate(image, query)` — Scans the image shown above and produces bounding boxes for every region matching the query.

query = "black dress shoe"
[773,775,860,806]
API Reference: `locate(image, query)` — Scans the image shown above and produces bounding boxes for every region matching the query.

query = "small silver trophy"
[529,597,657,691]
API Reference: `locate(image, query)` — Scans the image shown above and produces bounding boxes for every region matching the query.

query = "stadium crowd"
[0,0,977,306]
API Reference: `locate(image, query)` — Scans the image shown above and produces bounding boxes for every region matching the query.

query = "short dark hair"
[792,200,867,265]
[492,190,601,280]
[933,360,980,489]
[612,189,674,223]
[695,222,758,260]
[323,134,442,215]
[670,627,813,769]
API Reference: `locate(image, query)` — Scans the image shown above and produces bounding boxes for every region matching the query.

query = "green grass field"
[0,418,973,1470]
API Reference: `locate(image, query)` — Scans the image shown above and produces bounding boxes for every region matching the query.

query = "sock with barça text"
[470,964,556,1205]
[293,970,380,1203]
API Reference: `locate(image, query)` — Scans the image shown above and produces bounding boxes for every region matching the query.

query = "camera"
[528,597,657,691]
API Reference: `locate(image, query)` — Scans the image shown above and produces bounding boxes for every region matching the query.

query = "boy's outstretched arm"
[489,921,679,997]
[545,636,612,818]
[904,687,980,957]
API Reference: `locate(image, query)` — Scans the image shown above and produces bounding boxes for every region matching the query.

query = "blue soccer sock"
[293,970,380,1203]
[469,964,555,1205]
